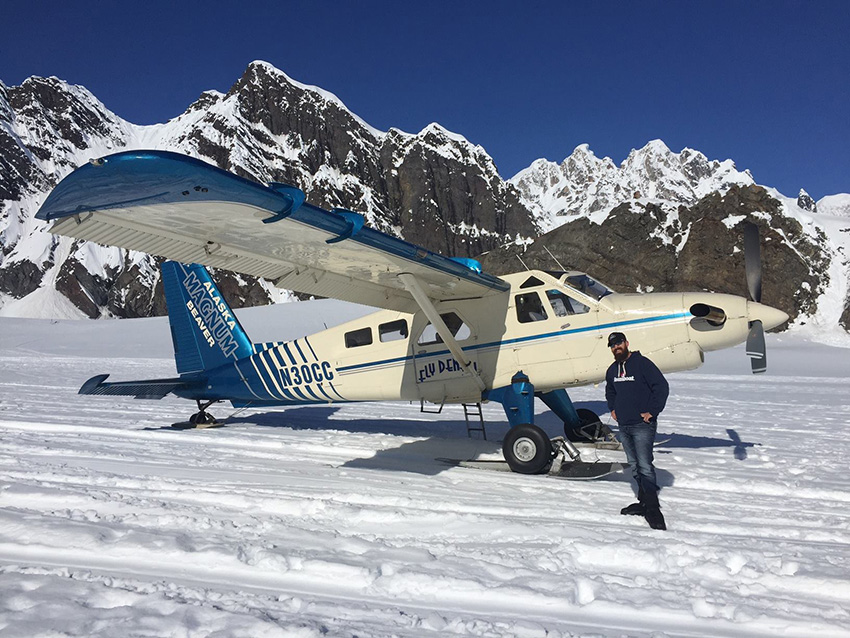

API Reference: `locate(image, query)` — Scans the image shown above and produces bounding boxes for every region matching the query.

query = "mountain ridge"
[1,62,847,339]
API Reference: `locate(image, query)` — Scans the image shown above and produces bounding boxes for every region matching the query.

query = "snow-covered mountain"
[503,142,849,340]
[511,141,755,233]
[0,62,534,319]
[1,61,848,337]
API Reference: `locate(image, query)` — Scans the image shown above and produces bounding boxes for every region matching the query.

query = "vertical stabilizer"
[161,261,254,374]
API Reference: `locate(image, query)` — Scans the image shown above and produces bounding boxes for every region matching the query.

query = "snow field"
[1,307,849,637]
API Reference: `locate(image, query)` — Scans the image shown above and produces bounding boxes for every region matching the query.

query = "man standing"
[605,332,669,530]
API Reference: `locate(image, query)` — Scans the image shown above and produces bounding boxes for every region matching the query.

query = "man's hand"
[641,412,653,423]
[611,410,617,422]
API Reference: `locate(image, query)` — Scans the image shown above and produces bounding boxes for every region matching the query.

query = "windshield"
[564,274,612,300]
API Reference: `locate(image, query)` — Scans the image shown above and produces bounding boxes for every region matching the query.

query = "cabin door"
[413,310,480,403]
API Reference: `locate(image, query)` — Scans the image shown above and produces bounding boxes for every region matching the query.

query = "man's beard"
[613,348,630,362]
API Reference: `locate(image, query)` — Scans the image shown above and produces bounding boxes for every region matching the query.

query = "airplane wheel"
[503,424,552,474]
[565,408,602,442]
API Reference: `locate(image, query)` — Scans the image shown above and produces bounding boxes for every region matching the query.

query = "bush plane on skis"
[36,151,789,477]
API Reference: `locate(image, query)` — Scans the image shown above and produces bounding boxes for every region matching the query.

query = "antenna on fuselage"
[515,254,531,271]
[543,246,567,272]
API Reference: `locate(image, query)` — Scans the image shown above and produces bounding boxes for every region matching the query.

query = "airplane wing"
[35,151,509,312]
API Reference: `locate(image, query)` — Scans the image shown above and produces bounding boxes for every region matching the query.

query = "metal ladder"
[462,403,487,440]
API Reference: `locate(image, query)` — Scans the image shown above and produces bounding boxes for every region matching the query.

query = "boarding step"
[462,402,487,440]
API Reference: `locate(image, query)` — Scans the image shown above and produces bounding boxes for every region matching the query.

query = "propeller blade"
[743,222,762,303]
[746,320,767,374]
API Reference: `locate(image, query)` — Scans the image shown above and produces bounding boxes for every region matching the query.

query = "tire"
[502,424,553,474]
[564,408,601,441]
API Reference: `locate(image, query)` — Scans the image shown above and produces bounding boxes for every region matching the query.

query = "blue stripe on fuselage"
[337,312,690,373]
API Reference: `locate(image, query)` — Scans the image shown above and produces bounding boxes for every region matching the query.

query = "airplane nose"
[747,302,789,330]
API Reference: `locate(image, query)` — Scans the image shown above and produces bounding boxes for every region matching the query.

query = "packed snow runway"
[1,302,849,637]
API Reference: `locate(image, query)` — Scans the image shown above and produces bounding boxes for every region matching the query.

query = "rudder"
[161,261,254,374]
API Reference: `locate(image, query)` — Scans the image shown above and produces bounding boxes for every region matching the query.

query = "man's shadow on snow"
[655,428,757,460]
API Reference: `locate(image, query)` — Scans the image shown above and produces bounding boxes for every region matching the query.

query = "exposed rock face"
[480,185,832,326]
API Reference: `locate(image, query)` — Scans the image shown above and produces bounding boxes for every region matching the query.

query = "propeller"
[743,222,762,303]
[743,222,766,374]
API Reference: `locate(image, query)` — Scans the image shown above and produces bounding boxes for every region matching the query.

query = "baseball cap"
[607,332,626,347]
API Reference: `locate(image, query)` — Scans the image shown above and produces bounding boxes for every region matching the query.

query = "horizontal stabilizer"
[79,374,196,399]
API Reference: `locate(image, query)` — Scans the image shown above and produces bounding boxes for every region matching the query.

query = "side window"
[418,312,471,346]
[546,289,590,316]
[515,292,548,323]
[379,319,408,343]
[344,327,373,348]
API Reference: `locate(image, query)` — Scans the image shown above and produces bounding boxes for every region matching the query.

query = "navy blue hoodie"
[605,351,669,426]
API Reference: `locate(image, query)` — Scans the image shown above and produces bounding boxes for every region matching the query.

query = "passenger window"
[546,289,590,316]
[344,327,373,348]
[418,312,471,345]
[515,292,548,323]
[379,319,408,343]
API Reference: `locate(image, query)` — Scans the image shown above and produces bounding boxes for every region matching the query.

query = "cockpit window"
[564,274,612,300]
[546,289,590,316]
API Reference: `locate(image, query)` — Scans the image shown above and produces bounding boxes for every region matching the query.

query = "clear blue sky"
[2,1,848,199]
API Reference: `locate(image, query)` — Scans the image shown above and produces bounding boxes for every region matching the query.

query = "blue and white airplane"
[36,151,788,475]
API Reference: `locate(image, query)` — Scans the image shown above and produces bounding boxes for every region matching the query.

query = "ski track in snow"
[1,313,849,637]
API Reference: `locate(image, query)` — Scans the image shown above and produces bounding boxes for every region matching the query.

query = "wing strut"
[398,273,486,393]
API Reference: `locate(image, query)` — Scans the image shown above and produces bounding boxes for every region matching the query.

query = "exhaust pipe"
[690,303,727,327]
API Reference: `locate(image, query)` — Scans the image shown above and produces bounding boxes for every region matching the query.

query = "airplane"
[35,150,789,477]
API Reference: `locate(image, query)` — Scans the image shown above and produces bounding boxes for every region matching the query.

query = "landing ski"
[436,457,627,480]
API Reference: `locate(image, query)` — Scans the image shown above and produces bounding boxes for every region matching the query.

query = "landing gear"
[502,424,554,474]
[189,400,219,427]
[564,408,618,447]
[487,374,621,474]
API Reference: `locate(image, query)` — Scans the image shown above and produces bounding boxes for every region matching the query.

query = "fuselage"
[192,269,788,407]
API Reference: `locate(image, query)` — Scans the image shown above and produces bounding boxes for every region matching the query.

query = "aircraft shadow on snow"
[218,401,751,480]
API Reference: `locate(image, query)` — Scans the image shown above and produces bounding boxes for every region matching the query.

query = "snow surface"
[1,300,850,637]
[818,193,850,218]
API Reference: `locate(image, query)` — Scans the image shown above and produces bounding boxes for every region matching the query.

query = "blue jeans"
[619,421,659,498]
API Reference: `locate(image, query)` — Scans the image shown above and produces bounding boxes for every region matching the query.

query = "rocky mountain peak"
[797,188,817,212]
[511,139,755,232]
[10,76,127,150]
[185,90,224,114]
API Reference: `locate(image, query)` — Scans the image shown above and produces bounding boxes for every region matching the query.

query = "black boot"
[642,490,666,530]
[620,502,645,515]
[620,488,646,516]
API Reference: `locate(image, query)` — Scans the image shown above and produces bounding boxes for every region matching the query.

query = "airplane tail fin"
[161,261,254,374]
